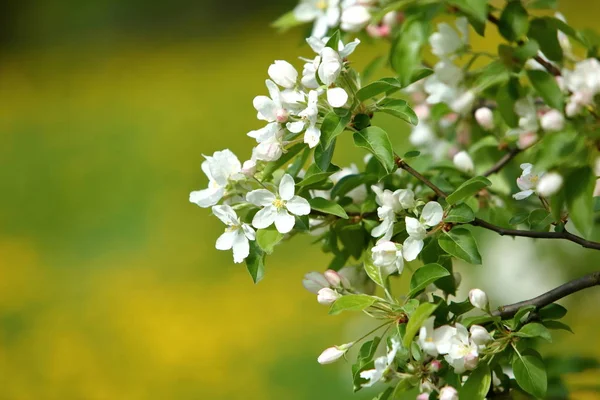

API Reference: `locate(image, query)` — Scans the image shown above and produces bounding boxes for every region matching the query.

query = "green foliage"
[402,302,438,349]
[526,69,564,110]
[256,227,284,254]
[407,263,451,298]
[460,363,492,399]
[245,241,266,283]
[498,1,529,42]
[353,126,396,173]
[391,19,430,86]
[512,349,548,399]
[446,176,492,205]
[439,228,482,264]
[329,294,378,315]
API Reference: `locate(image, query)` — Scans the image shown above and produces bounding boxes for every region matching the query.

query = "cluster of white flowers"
[513,163,564,200]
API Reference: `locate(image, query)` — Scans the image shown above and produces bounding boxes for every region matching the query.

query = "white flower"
[403,202,443,261]
[324,269,344,287]
[241,159,257,177]
[418,316,456,357]
[424,61,463,105]
[536,172,563,197]
[450,89,476,114]
[212,205,256,263]
[397,189,416,209]
[251,126,285,162]
[371,206,396,241]
[317,287,340,304]
[318,46,343,85]
[429,17,469,57]
[294,0,341,39]
[468,288,489,310]
[189,149,242,208]
[306,36,361,58]
[507,97,539,137]
[268,60,298,89]
[327,87,348,107]
[453,151,474,173]
[292,90,322,148]
[469,325,492,349]
[513,163,544,200]
[540,109,565,132]
[251,80,295,125]
[301,56,321,89]
[246,174,311,233]
[340,5,371,32]
[445,323,479,373]
[371,241,404,275]
[475,107,495,130]
[303,271,330,294]
[564,58,600,107]
[410,122,436,147]
[439,386,459,400]
[318,342,353,364]
[360,338,401,387]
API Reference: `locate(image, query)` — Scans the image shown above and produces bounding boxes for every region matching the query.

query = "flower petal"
[252,205,277,229]
[421,201,443,226]
[286,196,311,216]
[253,96,277,121]
[275,209,295,233]
[405,217,426,239]
[242,224,256,241]
[246,189,276,206]
[216,230,236,250]
[304,125,321,148]
[286,120,305,133]
[327,87,348,107]
[279,174,296,201]
[189,187,224,208]
[232,232,250,263]
[403,237,424,261]
[212,205,238,226]
[513,189,534,200]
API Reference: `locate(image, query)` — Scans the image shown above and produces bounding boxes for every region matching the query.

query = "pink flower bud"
[276,109,289,123]
[439,386,459,400]
[428,359,442,372]
[317,288,340,305]
[324,270,342,287]
[241,159,257,177]
[416,393,430,400]
[518,132,538,149]
[474,107,495,130]
[464,353,479,370]
[302,272,329,294]
[414,104,430,121]
[540,109,565,132]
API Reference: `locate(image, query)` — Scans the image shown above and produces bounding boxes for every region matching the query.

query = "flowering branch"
[492,271,600,318]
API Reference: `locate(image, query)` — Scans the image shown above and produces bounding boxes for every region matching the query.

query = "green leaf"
[407,263,451,298]
[512,349,548,398]
[271,10,304,31]
[528,209,554,231]
[321,111,351,149]
[402,302,438,349]
[474,60,510,91]
[404,150,421,159]
[309,197,349,219]
[460,363,492,400]
[543,320,573,333]
[447,0,488,24]
[329,294,377,315]
[364,257,386,288]
[445,203,475,223]
[496,79,520,128]
[538,303,567,320]
[297,164,338,187]
[353,126,396,173]
[256,227,284,254]
[378,98,419,125]
[356,78,403,102]
[515,323,553,342]
[439,228,482,264]
[352,114,372,131]
[245,241,265,283]
[325,30,341,49]
[528,18,563,61]
[314,139,336,172]
[390,19,429,87]
[331,174,377,199]
[408,68,434,85]
[498,1,529,42]
[514,39,540,61]
[446,176,492,205]
[527,70,564,110]
[528,0,557,9]
[565,167,595,237]
[470,136,499,154]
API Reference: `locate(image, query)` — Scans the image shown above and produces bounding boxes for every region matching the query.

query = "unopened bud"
[439,386,459,400]
[470,325,492,346]
[475,107,495,130]
[469,288,489,310]
[416,393,430,400]
[451,90,476,114]
[242,159,257,177]
[268,60,298,89]
[302,272,329,294]
[317,288,340,305]
[536,172,563,197]
[540,109,565,132]
[518,131,538,149]
[428,359,442,373]
[324,270,342,287]
[317,342,353,364]
[453,151,474,173]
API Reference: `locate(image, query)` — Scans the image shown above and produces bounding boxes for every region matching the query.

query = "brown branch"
[482,147,521,177]
[492,271,600,318]
[394,157,600,251]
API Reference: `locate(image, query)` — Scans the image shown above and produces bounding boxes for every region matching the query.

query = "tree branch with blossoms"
[190,0,600,398]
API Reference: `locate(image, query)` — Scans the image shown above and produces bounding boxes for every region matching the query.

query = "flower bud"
[428,359,442,373]
[366,24,391,38]
[324,269,342,287]
[336,267,354,289]
[518,131,538,149]
[464,353,479,371]
[413,104,430,121]
[241,159,257,177]
[268,60,298,89]
[302,271,329,294]
[474,107,495,130]
[371,241,400,268]
[317,288,340,305]
[317,342,353,364]
[469,288,489,310]
[327,87,348,108]
[341,5,371,32]
[453,151,474,173]
[416,393,430,400]
[276,108,289,123]
[469,325,492,346]
[451,90,476,114]
[536,172,563,197]
[540,109,565,132]
[439,386,459,400]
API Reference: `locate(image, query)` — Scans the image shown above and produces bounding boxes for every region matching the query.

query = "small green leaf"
[271,10,304,31]
[378,98,419,125]
[445,204,475,223]
[403,150,421,159]
[538,303,567,320]
[356,77,403,102]
[353,126,396,173]
[329,294,377,315]
[528,208,554,231]
[352,114,371,131]
[496,79,520,128]
[309,197,349,219]
[245,241,265,284]
[321,111,351,149]
[446,176,492,205]
[447,0,488,25]
[439,228,482,264]
[543,320,573,333]
[527,69,564,110]
[325,30,341,49]
[565,167,595,238]
[256,227,284,254]
[408,68,434,85]
[470,136,499,154]
[314,139,336,172]
[390,19,429,87]
[515,323,553,342]
[364,257,386,288]
[528,0,557,9]
[512,349,548,398]
[528,18,563,61]
[331,174,377,199]
[407,263,451,298]
[498,1,529,42]
[460,363,492,400]
[402,302,438,349]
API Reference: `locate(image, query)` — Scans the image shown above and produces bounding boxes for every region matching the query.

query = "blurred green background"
[1,0,600,399]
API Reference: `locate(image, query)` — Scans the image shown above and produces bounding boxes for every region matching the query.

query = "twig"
[482,148,521,177]
[492,271,600,318]
[395,156,448,198]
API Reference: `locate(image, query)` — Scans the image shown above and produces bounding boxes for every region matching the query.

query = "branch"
[394,157,600,251]
[482,147,521,177]
[492,271,600,318]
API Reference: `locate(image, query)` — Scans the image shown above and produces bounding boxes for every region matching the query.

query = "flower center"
[276,109,289,123]
[316,0,328,10]
[273,198,286,210]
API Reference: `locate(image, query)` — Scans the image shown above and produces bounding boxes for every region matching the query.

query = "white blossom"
[507,97,539,138]
[564,58,600,116]
[306,36,361,58]
[418,316,456,357]
[371,241,404,275]
[268,60,298,89]
[439,386,459,400]
[540,109,565,132]
[189,149,242,208]
[212,205,256,263]
[468,288,489,310]
[453,150,475,173]
[317,287,340,304]
[451,89,476,114]
[292,90,322,148]
[475,107,495,130]
[513,163,544,200]
[318,342,353,364]
[247,174,311,233]
[536,172,563,197]
[469,325,492,348]
[445,323,479,373]
[360,338,401,387]
[403,202,443,261]
[340,4,371,32]
[429,17,469,57]
[324,269,343,287]
[294,0,341,39]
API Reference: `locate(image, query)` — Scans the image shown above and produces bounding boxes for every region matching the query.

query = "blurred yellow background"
[0,1,599,398]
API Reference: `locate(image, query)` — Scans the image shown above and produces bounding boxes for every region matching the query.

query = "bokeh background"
[1,0,600,399]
